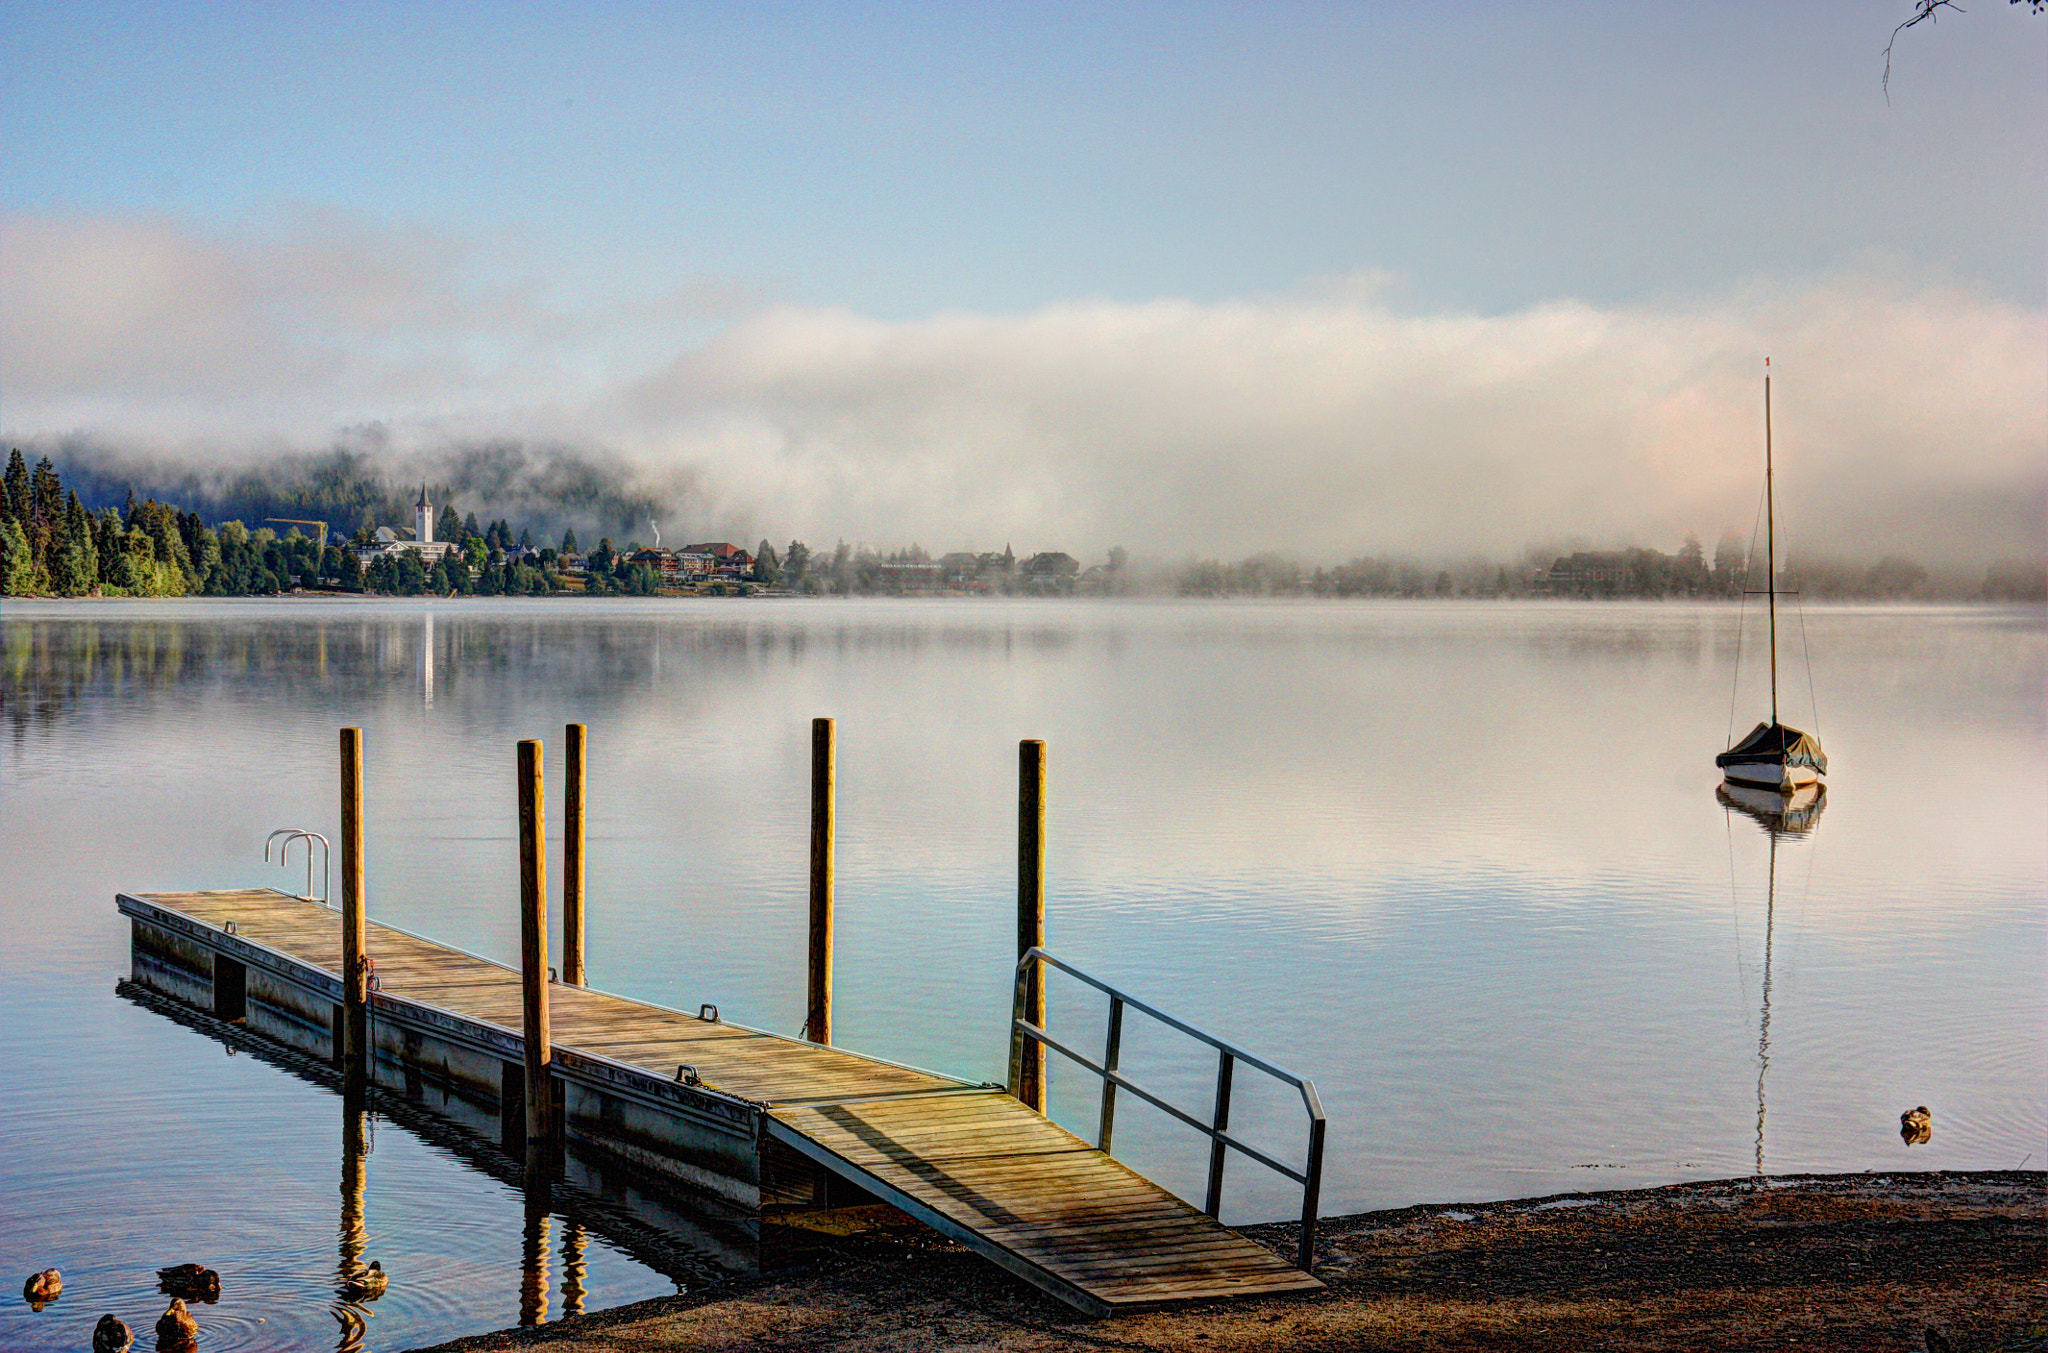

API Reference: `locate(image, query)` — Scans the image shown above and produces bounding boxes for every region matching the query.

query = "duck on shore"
[155,1297,199,1348]
[155,1264,220,1303]
[92,1313,133,1353]
[339,1259,388,1302]
[22,1267,60,1308]
[1901,1106,1933,1146]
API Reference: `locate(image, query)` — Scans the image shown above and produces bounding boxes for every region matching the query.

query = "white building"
[354,484,458,566]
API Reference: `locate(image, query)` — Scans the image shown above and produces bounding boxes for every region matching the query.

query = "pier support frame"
[1017,738,1047,1113]
[518,738,556,1156]
[339,726,369,1073]
[807,717,835,1046]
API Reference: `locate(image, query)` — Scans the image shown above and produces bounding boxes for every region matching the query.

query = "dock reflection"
[117,979,728,1338]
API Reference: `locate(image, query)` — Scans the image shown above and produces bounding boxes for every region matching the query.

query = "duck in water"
[1900,1106,1932,1146]
[21,1268,60,1310]
[155,1264,220,1303]
[155,1297,199,1349]
[92,1313,133,1353]
[340,1259,388,1302]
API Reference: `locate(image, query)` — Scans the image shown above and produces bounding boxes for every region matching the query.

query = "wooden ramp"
[120,890,1321,1315]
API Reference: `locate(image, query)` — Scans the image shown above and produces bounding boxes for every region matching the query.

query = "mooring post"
[1017,738,1047,1114]
[518,738,555,1154]
[562,722,587,987]
[807,716,835,1045]
[339,726,369,1073]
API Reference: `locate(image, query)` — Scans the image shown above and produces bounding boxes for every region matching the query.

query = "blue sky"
[2,2,2043,559]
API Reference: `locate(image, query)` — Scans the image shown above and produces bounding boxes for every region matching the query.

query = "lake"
[2,596,2041,1351]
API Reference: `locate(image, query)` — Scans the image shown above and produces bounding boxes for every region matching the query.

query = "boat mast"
[1765,367,1778,728]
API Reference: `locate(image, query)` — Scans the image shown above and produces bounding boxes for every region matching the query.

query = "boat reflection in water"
[1717,780,1827,837]
[1717,779,1826,1175]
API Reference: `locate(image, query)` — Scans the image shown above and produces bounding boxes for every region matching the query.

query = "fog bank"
[5,212,2041,566]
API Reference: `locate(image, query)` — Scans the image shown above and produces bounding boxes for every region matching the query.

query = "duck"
[155,1264,220,1303]
[21,1267,60,1308]
[92,1313,134,1353]
[339,1259,388,1302]
[154,1297,199,1347]
[1900,1106,1932,1146]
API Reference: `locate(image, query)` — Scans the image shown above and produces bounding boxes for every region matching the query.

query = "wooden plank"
[130,889,1324,1316]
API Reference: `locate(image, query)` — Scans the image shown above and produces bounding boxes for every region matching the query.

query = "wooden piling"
[807,717,835,1045]
[518,738,555,1152]
[562,723,587,987]
[339,727,368,1072]
[1017,738,1047,1114]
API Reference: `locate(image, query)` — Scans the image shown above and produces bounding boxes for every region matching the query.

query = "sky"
[2,1,2043,564]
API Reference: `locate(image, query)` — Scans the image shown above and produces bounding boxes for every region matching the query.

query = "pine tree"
[54,492,97,595]
[0,516,32,594]
[436,503,464,544]
[561,527,579,554]
[1,449,27,526]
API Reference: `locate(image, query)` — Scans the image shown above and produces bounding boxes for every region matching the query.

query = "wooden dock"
[119,888,1322,1316]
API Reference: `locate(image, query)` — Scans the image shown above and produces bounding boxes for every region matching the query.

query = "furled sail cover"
[1716,722,1828,774]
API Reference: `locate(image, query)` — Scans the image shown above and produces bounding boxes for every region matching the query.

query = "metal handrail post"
[1298,1114,1327,1270]
[1204,1049,1235,1217]
[1005,954,1030,1099]
[1096,995,1125,1152]
[1008,946,1329,1274]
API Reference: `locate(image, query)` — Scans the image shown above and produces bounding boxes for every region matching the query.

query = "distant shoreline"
[4,591,2042,607]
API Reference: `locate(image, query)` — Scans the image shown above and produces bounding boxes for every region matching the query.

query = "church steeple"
[416,483,433,543]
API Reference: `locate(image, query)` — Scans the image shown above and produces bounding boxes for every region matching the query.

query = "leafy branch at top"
[1886,0,2045,103]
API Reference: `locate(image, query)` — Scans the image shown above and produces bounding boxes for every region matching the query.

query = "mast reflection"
[1717,781,1825,1174]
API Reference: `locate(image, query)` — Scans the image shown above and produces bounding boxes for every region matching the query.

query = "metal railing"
[264,829,331,905]
[1006,947,1327,1272]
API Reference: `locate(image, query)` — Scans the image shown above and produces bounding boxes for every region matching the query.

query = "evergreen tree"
[54,493,97,595]
[436,503,464,544]
[2,449,28,526]
[464,511,483,541]
[0,516,32,594]
[753,538,780,583]
[337,548,364,591]
[560,527,578,554]
[518,526,532,550]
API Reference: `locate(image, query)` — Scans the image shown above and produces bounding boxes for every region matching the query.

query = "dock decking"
[119,888,1322,1315]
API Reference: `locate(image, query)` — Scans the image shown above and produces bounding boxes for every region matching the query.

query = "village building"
[681,542,754,577]
[353,484,458,567]
[1020,551,1080,595]
[1541,551,1630,594]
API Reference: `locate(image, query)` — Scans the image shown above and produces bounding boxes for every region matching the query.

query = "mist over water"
[1,596,2041,1350]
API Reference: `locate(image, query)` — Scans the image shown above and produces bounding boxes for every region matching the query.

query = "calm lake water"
[2,597,2042,1350]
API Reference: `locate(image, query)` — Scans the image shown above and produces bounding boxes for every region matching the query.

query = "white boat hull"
[1721,761,1821,791]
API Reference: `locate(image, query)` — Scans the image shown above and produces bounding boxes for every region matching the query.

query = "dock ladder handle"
[1006,946,1328,1273]
[263,828,331,905]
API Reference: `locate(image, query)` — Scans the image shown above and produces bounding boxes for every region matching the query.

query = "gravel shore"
[410,1170,2043,1353]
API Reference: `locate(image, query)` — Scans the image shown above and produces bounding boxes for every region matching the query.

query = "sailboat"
[1717,364,1828,792]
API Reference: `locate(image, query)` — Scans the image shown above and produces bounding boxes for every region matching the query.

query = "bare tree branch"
[1885,0,1965,103]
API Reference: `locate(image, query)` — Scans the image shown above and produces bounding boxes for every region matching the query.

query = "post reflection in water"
[336,1074,371,1353]
[520,1185,551,1328]
[1717,781,1827,1176]
[562,1222,588,1319]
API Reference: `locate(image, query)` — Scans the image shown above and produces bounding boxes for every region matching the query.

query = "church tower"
[416,484,433,543]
